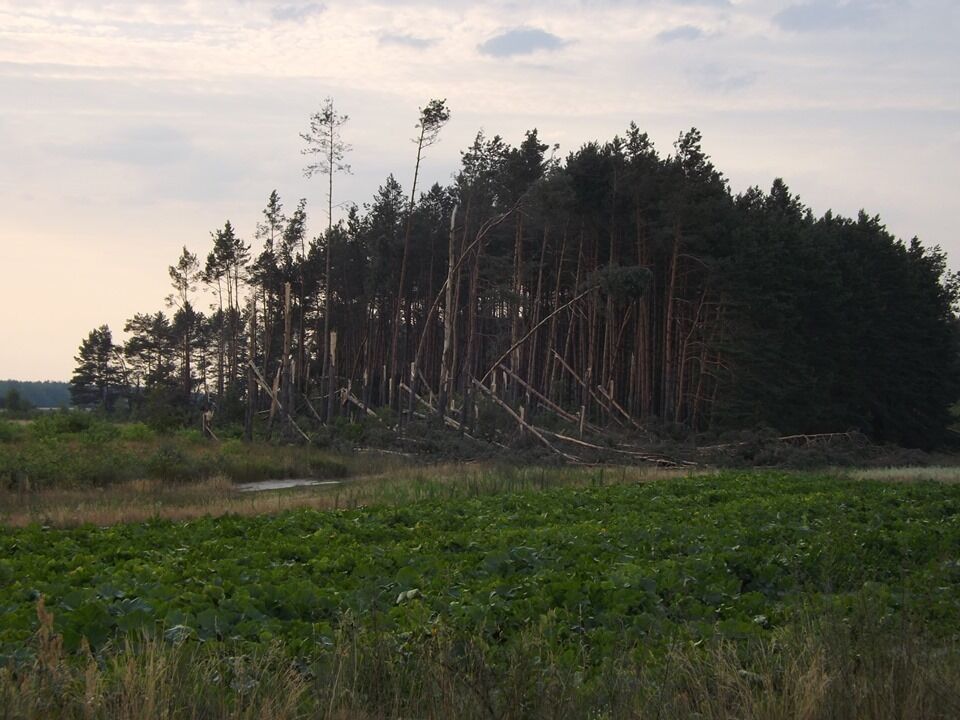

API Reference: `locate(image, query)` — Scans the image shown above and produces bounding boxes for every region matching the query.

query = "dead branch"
[249,361,311,444]
[472,379,580,463]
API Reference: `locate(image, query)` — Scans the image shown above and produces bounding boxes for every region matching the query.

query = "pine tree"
[70,326,124,410]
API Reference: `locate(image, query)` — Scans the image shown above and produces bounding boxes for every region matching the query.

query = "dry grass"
[847,465,960,483]
[3,602,959,720]
[0,463,698,528]
[9,457,960,529]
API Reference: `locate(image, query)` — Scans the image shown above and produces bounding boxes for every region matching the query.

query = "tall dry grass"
[848,465,960,483]
[3,600,959,720]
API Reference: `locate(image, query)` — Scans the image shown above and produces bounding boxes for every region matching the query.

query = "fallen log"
[473,379,580,463]
[248,361,311,444]
[596,384,643,431]
[535,427,693,467]
[551,350,624,427]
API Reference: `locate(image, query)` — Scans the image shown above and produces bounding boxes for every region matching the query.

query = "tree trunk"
[244,296,256,442]
[662,225,680,420]
[438,206,459,416]
[281,282,293,432]
[327,330,338,422]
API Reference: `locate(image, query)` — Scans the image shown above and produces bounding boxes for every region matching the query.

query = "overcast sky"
[2,0,958,381]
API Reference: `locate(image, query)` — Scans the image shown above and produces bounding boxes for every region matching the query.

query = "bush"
[175,428,205,444]
[0,420,24,444]
[147,445,201,483]
[332,417,365,443]
[117,422,155,442]
[30,410,95,437]
[78,422,120,445]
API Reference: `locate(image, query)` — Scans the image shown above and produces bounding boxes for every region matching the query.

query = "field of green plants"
[1,471,958,655]
[2,470,960,718]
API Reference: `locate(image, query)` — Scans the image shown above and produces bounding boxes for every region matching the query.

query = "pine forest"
[70,99,960,451]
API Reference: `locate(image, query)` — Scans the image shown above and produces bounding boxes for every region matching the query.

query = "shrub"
[117,422,155,442]
[30,410,94,437]
[78,422,120,445]
[332,417,365,443]
[0,420,24,444]
[147,445,200,483]
[175,428,205,444]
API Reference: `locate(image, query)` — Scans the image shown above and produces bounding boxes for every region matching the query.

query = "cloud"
[72,126,194,167]
[687,64,758,93]
[379,33,436,49]
[478,27,567,58]
[656,25,704,42]
[14,12,199,42]
[57,124,245,203]
[774,1,886,32]
[270,3,326,22]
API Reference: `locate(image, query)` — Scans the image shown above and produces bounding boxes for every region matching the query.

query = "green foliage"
[717,194,959,447]
[0,421,24,444]
[30,411,98,438]
[146,444,201,483]
[68,124,960,451]
[1,472,958,666]
[174,428,205,444]
[0,439,141,488]
[0,422,348,489]
[591,264,653,301]
[116,422,155,442]
[142,385,187,433]
[70,326,124,411]
[0,388,31,415]
[332,417,365,443]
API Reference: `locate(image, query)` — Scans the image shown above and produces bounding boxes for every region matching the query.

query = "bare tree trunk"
[555,229,584,409]
[527,225,548,413]
[509,214,524,404]
[662,225,680,420]
[327,330,338,422]
[215,279,225,403]
[281,282,293,433]
[438,206,458,416]
[389,122,430,410]
[461,239,481,428]
[677,287,707,424]
[244,296,256,442]
[261,289,272,393]
[542,226,566,399]
[183,308,192,405]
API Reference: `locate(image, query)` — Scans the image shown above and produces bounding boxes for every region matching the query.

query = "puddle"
[236,479,343,493]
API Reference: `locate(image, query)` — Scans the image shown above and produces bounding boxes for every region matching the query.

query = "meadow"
[2,466,960,719]
[0,413,353,491]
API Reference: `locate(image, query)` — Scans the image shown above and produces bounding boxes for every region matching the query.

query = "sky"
[1,0,958,381]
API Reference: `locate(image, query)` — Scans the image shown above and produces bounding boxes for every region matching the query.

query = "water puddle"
[236,479,343,493]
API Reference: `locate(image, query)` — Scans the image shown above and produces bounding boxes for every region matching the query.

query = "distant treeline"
[0,380,70,410]
[69,100,960,448]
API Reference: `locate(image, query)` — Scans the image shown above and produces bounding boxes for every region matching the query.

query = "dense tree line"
[69,101,960,448]
[0,381,69,410]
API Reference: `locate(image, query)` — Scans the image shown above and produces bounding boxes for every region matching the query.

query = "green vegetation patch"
[1,472,959,662]
[0,416,348,488]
